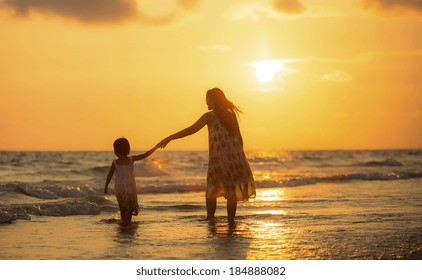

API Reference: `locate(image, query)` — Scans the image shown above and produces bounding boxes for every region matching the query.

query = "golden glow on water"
[256,209,287,215]
[245,220,294,260]
[263,173,271,180]
[258,189,286,201]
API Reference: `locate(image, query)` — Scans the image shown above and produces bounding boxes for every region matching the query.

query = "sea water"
[0,150,421,259]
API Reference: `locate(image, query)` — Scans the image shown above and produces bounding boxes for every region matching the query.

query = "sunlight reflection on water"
[258,189,286,201]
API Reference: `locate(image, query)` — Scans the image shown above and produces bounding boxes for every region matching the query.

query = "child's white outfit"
[114,156,139,216]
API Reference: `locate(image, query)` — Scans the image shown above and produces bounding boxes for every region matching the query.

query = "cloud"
[224,1,305,22]
[177,0,199,10]
[321,71,353,83]
[224,2,276,22]
[224,1,340,22]
[0,0,200,25]
[273,0,305,15]
[1,0,138,23]
[362,0,422,15]
[136,0,201,26]
[289,49,422,66]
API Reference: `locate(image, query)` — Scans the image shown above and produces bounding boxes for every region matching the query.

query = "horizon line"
[1,147,421,153]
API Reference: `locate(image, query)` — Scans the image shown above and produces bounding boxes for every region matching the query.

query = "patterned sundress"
[113,157,140,216]
[206,112,256,201]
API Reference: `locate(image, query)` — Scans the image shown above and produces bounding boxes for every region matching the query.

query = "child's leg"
[206,197,217,220]
[117,197,127,223]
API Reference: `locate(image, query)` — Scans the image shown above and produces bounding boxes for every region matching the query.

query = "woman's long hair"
[206,88,243,145]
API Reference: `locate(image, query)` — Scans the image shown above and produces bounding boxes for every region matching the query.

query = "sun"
[255,66,276,83]
[250,59,295,83]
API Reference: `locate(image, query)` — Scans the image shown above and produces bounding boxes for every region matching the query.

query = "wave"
[3,183,97,199]
[114,170,422,192]
[1,172,421,224]
[1,169,422,201]
[139,184,206,194]
[89,161,168,177]
[249,156,282,164]
[256,171,422,188]
[90,166,110,174]
[351,159,404,167]
[0,197,112,224]
[0,194,202,224]
[0,182,206,200]
[147,204,204,212]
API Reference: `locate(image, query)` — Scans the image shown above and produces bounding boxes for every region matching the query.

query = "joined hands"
[157,138,171,149]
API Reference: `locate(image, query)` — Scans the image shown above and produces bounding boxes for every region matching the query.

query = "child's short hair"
[113,138,130,156]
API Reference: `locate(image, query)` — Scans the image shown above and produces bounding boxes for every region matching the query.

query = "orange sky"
[1,0,421,151]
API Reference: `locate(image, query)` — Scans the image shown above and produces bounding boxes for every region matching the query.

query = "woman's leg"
[120,209,127,223]
[227,197,237,222]
[125,212,133,224]
[120,210,132,225]
[206,197,217,220]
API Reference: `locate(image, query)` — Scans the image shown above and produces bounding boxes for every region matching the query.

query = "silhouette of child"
[104,137,158,225]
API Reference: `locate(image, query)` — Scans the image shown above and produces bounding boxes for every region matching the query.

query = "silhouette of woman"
[158,88,256,222]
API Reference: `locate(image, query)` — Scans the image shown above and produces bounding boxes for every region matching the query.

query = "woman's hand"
[157,137,171,148]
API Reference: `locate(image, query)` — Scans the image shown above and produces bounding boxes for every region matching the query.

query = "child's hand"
[104,186,108,194]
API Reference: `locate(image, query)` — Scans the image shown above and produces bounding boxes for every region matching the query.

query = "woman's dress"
[206,112,256,201]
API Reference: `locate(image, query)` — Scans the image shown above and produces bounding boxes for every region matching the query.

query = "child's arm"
[132,144,159,161]
[104,162,115,194]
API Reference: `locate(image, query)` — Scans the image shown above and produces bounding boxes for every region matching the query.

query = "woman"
[158,87,256,222]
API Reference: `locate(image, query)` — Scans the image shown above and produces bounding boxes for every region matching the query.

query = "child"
[104,137,158,225]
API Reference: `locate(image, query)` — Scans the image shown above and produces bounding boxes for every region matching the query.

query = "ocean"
[1,149,421,260]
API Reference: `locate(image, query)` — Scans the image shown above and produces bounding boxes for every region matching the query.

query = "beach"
[1,150,422,260]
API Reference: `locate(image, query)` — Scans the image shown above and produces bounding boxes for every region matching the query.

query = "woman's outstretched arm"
[158,112,210,148]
